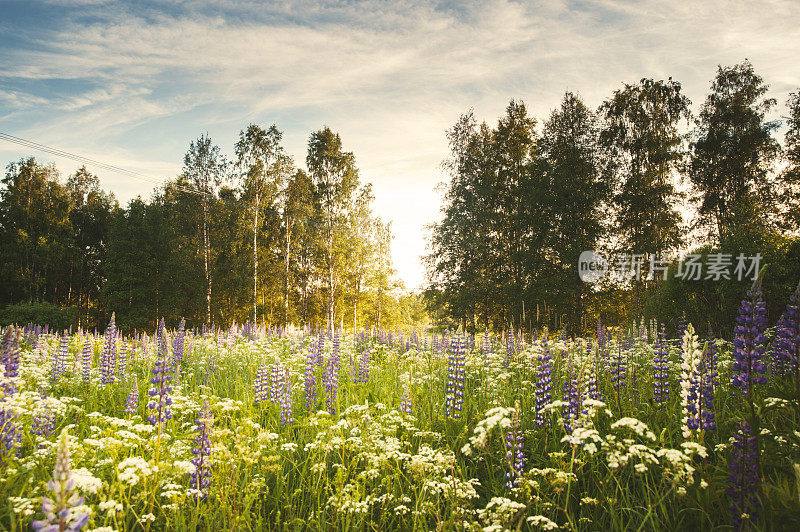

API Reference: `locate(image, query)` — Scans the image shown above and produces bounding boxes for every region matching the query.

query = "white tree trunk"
[203,199,211,326]
[284,217,291,326]
[253,193,259,325]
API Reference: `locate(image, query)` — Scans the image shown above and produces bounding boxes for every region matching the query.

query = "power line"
[0,132,208,197]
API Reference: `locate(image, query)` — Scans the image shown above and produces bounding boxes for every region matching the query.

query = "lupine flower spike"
[304,345,317,409]
[147,319,173,432]
[775,280,800,392]
[680,323,703,440]
[727,421,760,530]
[100,313,117,385]
[444,334,466,419]
[190,403,213,500]
[732,277,768,397]
[32,429,89,531]
[535,336,553,426]
[653,324,670,404]
[125,376,139,415]
[504,404,525,489]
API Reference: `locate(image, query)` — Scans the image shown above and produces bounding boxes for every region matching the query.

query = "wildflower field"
[1,280,800,531]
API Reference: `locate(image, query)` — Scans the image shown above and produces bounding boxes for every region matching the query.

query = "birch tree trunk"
[284,215,291,326]
[203,198,211,326]
[327,221,335,332]
[253,192,259,325]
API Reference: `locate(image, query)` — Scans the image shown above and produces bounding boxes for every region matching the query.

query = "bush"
[0,301,78,331]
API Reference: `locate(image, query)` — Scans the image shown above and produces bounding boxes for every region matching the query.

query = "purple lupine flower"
[611,341,626,390]
[504,329,515,368]
[562,376,581,434]
[0,407,22,466]
[732,280,768,396]
[31,397,56,437]
[190,403,213,500]
[323,351,339,415]
[32,429,90,532]
[147,319,173,429]
[172,318,186,370]
[332,330,342,371]
[316,333,325,366]
[504,406,525,489]
[348,348,356,382]
[253,364,269,403]
[51,333,69,383]
[399,382,413,414]
[653,325,670,404]
[582,363,601,404]
[125,376,139,415]
[535,337,553,426]
[355,347,370,383]
[279,368,293,425]
[117,341,127,382]
[81,338,91,384]
[444,334,466,419]
[584,342,602,403]
[630,346,639,407]
[100,314,117,385]
[1,326,21,395]
[597,318,606,350]
[482,334,491,356]
[727,421,760,530]
[269,362,283,404]
[775,280,800,389]
[253,365,269,404]
[701,331,717,431]
[304,345,317,409]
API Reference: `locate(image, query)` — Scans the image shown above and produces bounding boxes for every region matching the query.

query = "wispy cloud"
[1,0,799,289]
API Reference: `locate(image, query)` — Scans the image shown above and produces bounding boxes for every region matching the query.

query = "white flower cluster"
[461,407,514,456]
[99,499,123,515]
[526,515,559,530]
[71,467,103,494]
[117,456,157,486]
[611,417,657,441]
[477,497,527,531]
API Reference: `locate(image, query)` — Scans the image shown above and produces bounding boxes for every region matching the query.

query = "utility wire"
[0,132,208,197]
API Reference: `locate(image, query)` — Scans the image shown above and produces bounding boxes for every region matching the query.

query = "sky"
[1,0,799,291]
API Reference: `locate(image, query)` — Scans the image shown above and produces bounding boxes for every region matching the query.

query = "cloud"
[1,0,799,289]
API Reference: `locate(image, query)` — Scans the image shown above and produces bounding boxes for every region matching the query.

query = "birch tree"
[235,124,293,325]
[182,134,226,326]
[306,127,359,331]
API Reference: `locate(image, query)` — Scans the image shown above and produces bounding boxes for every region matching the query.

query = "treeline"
[427,60,800,335]
[0,126,422,331]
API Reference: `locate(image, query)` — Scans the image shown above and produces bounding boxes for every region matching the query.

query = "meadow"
[1,280,799,531]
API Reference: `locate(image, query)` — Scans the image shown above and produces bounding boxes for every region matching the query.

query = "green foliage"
[600,77,689,258]
[427,63,800,336]
[1,128,407,332]
[689,60,781,244]
[779,90,800,230]
[0,160,115,328]
[645,236,800,337]
[0,301,77,330]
